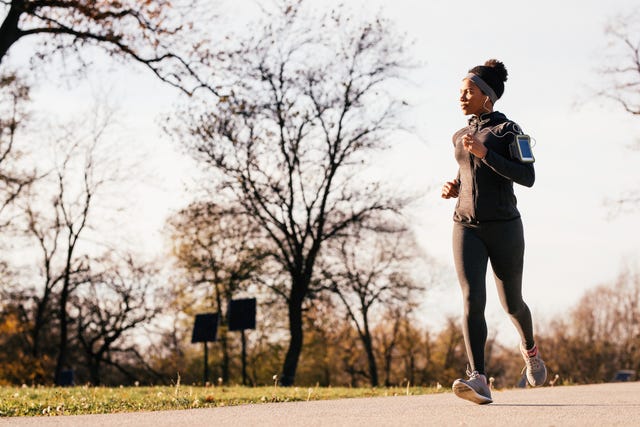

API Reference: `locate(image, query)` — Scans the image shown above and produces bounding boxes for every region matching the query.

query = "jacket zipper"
[470,123,478,222]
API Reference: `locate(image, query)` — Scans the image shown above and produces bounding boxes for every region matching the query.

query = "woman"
[441,59,547,405]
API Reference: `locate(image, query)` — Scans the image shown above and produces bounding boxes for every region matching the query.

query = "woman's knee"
[464,292,486,316]
[504,299,527,317]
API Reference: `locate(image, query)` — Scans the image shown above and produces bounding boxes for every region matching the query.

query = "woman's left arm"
[462,128,535,187]
[481,150,535,187]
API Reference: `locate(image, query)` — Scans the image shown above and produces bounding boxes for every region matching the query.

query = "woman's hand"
[462,133,488,159]
[441,180,460,199]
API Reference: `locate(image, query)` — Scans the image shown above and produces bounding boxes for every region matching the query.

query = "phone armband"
[509,134,535,163]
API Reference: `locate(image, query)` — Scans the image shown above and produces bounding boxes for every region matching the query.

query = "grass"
[0,383,444,417]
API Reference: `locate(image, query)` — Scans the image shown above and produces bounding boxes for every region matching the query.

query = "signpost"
[191,312,219,386]
[227,298,256,385]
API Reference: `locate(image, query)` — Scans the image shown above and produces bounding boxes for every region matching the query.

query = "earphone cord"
[480,124,537,147]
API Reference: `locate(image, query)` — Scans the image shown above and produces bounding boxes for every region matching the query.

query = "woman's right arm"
[443,135,462,199]
[441,174,460,199]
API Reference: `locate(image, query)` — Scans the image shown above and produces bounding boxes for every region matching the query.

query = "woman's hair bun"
[467,59,508,100]
[484,59,508,82]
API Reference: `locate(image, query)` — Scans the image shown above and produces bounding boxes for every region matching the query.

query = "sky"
[363,0,640,344]
[6,0,640,347]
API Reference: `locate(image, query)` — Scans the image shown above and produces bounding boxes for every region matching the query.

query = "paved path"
[2,382,639,426]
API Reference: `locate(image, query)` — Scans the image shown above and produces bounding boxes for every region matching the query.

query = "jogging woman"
[441,59,547,404]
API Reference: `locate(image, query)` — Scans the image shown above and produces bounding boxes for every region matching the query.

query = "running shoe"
[452,370,493,404]
[520,343,547,387]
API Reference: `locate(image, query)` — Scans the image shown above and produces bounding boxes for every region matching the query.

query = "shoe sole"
[527,371,548,387]
[452,381,493,405]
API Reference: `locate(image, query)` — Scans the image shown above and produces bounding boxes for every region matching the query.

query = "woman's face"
[459,79,490,116]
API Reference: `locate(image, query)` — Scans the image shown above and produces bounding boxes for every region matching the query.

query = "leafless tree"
[172,0,413,385]
[166,200,268,384]
[26,141,96,384]
[570,267,639,377]
[602,10,640,116]
[535,266,640,383]
[0,72,35,228]
[601,10,640,211]
[0,0,219,95]
[376,306,403,387]
[11,100,120,384]
[73,253,163,385]
[320,226,424,387]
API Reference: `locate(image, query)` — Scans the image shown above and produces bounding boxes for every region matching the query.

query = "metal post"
[203,341,209,386]
[241,329,247,385]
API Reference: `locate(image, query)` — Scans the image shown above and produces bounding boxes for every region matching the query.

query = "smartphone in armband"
[509,134,535,163]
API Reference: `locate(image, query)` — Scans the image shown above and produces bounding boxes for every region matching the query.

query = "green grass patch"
[0,384,445,417]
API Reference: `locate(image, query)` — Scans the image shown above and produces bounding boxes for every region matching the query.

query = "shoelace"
[466,368,483,380]
[525,353,540,370]
[464,369,491,395]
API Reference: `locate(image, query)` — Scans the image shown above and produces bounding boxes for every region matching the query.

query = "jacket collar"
[468,111,506,129]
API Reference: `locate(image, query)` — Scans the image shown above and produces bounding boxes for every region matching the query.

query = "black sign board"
[57,370,74,387]
[191,312,219,343]
[228,298,256,331]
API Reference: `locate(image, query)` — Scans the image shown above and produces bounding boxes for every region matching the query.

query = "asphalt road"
[2,382,639,426]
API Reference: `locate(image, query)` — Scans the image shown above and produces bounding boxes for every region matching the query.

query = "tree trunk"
[54,260,72,386]
[383,348,393,387]
[31,295,49,358]
[280,287,305,386]
[89,358,101,386]
[220,328,230,384]
[362,321,379,387]
[215,291,230,384]
[0,0,24,64]
[54,282,70,385]
[383,325,399,387]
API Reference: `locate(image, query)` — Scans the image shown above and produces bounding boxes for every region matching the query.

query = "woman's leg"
[453,223,489,374]
[486,218,535,349]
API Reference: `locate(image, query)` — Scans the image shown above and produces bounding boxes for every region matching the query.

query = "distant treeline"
[0,268,637,388]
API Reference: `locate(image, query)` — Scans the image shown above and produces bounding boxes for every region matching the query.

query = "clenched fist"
[441,180,460,199]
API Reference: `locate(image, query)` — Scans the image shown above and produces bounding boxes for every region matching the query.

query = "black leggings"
[452,218,535,375]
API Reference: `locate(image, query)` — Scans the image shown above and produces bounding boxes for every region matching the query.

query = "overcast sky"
[8,0,640,346]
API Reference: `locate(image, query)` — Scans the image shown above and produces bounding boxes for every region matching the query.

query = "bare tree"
[429,316,466,385]
[602,10,640,116]
[50,131,104,384]
[320,226,424,387]
[166,200,267,384]
[395,312,425,387]
[0,72,35,227]
[601,10,640,211]
[376,306,403,387]
[12,100,119,384]
[173,0,412,385]
[569,267,639,379]
[24,141,95,384]
[74,253,162,385]
[0,0,219,95]
[534,266,639,384]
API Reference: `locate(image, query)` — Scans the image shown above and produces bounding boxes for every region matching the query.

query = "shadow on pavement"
[491,403,640,407]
